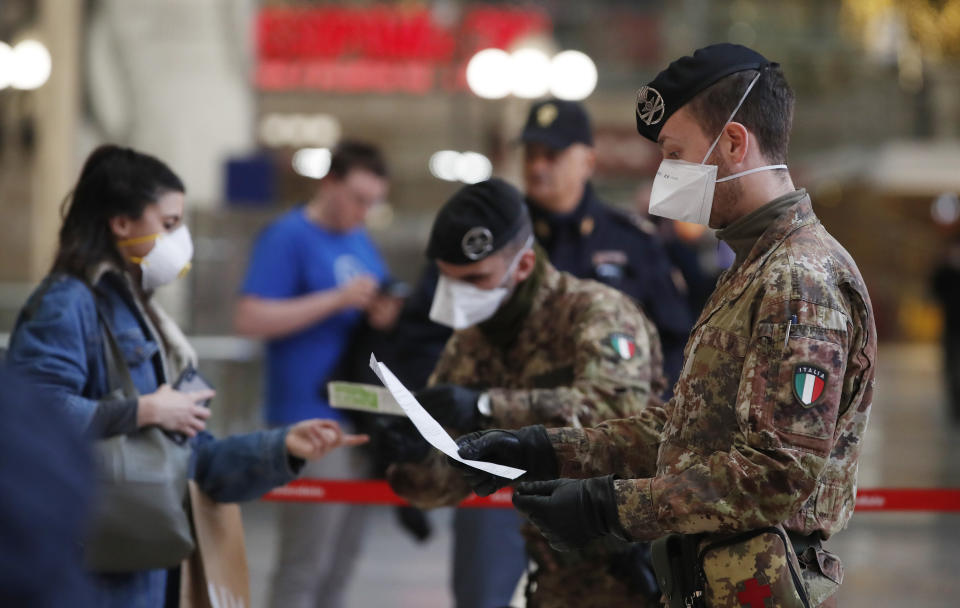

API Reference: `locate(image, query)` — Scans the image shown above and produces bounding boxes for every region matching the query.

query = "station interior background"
[1,0,959,606]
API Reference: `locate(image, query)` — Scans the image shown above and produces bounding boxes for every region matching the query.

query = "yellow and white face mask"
[118,225,194,291]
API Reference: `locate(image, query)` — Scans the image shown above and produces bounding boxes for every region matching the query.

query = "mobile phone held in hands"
[173,364,214,408]
[380,279,411,299]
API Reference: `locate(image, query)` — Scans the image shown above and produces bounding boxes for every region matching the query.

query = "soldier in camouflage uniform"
[386,178,665,607]
[456,44,876,607]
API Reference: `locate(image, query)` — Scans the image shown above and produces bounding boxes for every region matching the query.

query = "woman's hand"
[137,383,214,437]
[285,419,369,461]
[366,293,404,331]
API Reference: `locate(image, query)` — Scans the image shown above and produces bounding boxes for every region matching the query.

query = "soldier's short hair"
[687,65,794,165]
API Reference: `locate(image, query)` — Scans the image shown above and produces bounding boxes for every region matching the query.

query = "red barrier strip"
[852,488,960,512]
[263,480,960,512]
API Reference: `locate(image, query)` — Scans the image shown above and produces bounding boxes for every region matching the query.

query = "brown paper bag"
[180,481,251,608]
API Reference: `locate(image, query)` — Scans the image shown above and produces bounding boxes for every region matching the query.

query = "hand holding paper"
[369,354,524,480]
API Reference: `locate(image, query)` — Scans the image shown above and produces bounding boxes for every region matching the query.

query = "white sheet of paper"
[369,354,525,480]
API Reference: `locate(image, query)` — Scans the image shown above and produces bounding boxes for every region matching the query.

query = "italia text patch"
[793,365,827,407]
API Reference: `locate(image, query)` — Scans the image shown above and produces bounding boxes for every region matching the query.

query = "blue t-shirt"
[241,207,387,425]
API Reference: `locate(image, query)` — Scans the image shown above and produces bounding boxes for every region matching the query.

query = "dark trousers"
[946,337,960,420]
[452,508,527,608]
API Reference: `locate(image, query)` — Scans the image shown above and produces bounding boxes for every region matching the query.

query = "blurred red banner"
[263,479,960,512]
[256,5,551,93]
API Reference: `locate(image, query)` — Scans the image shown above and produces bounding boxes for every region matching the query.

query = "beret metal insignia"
[537,103,559,127]
[462,227,494,260]
[636,86,665,126]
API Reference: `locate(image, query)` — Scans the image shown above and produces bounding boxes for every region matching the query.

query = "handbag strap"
[81,282,139,400]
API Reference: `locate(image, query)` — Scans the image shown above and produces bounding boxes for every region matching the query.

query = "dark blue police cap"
[521,99,593,150]
[427,178,529,265]
[635,43,773,142]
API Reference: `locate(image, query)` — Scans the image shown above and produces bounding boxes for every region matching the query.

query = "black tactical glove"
[453,425,558,496]
[381,419,431,464]
[415,384,482,432]
[512,475,626,552]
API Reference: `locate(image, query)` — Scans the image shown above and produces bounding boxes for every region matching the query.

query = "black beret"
[635,43,772,142]
[427,178,528,265]
[521,99,593,150]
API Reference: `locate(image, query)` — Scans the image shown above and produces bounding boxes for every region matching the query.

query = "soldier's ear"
[513,249,538,283]
[718,121,750,167]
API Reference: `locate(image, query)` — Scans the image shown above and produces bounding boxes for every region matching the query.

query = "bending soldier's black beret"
[635,43,773,142]
[427,178,528,265]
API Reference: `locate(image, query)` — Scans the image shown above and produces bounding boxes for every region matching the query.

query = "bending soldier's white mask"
[648,71,787,226]
[429,237,533,330]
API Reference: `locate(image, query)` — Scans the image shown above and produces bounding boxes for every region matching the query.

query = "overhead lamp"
[10,39,51,90]
[467,47,599,101]
[466,48,512,99]
[549,50,597,101]
[429,150,492,184]
[509,48,551,99]
[292,148,332,180]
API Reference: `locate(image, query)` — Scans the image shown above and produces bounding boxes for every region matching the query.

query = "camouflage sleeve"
[546,401,671,480]
[425,331,462,388]
[611,289,859,541]
[386,450,472,509]
[487,294,664,429]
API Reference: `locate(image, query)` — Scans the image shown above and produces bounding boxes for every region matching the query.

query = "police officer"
[521,99,691,386]
[387,178,664,607]
[456,44,877,608]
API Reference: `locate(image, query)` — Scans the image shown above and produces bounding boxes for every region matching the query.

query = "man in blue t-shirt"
[235,140,395,608]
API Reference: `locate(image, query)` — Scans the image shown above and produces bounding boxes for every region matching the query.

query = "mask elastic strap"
[116,233,160,248]
[500,236,535,286]
[700,70,764,165]
[716,164,787,183]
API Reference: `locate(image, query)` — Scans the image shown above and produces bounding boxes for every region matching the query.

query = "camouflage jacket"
[389,258,664,505]
[388,259,664,603]
[550,195,877,543]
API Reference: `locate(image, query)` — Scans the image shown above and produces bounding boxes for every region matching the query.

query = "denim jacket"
[7,271,301,608]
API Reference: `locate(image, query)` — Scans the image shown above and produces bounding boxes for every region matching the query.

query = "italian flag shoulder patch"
[608,333,636,360]
[793,365,828,407]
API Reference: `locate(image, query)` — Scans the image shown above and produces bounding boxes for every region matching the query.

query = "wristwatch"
[476,392,492,418]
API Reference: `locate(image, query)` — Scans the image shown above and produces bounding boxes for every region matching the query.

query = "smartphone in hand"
[173,365,214,408]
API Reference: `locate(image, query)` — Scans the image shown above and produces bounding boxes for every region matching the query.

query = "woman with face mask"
[6,145,367,607]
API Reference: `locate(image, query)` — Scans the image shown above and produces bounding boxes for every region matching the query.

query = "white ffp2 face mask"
[429,276,510,330]
[648,71,787,226]
[429,238,532,330]
[122,225,194,291]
